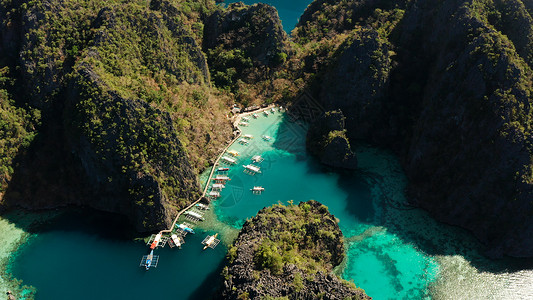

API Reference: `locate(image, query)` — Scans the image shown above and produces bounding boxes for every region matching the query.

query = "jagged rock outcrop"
[307,110,358,169]
[204,2,289,67]
[297,0,533,257]
[0,0,231,232]
[203,2,290,93]
[320,28,393,144]
[222,200,370,300]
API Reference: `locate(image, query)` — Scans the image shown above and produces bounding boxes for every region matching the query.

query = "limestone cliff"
[222,200,370,300]
[307,110,358,169]
[0,0,232,232]
[296,0,533,257]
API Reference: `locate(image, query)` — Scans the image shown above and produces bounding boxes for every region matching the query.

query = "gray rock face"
[222,200,371,300]
[298,0,533,257]
[307,110,358,169]
[203,2,289,68]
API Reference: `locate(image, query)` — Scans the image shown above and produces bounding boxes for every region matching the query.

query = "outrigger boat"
[243,164,261,174]
[238,139,249,145]
[262,135,271,141]
[264,111,269,116]
[221,156,236,164]
[213,175,231,182]
[177,223,195,234]
[253,113,258,119]
[228,150,240,157]
[211,183,225,191]
[195,203,210,210]
[140,249,159,270]
[202,233,220,250]
[252,155,264,163]
[242,116,250,122]
[208,191,220,198]
[145,250,153,270]
[271,107,276,113]
[243,134,254,139]
[217,167,230,172]
[184,210,205,221]
[171,234,183,248]
[238,121,248,126]
[150,233,162,249]
[251,186,265,194]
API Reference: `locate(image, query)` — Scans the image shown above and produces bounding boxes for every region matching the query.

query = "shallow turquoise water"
[214,112,439,299]
[225,0,312,32]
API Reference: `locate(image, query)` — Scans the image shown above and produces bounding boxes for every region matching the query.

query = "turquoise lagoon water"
[6,111,533,299]
[225,0,311,32]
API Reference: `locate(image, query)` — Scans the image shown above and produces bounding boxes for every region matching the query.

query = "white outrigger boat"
[202,233,220,250]
[271,107,276,113]
[211,183,225,191]
[238,139,249,145]
[221,156,236,164]
[184,210,205,221]
[195,203,210,210]
[251,186,265,194]
[242,116,250,122]
[243,134,254,139]
[208,191,220,198]
[170,234,183,248]
[264,110,269,116]
[213,175,231,182]
[238,121,249,126]
[262,135,272,141]
[252,155,264,163]
[243,164,261,174]
[177,223,195,234]
[253,113,258,119]
[150,233,162,249]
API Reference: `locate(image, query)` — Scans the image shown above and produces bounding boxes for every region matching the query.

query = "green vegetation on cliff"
[293,0,533,257]
[0,0,234,231]
[222,200,370,300]
[0,68,40,195]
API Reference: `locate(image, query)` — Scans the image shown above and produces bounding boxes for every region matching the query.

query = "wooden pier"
[155,105,276,241]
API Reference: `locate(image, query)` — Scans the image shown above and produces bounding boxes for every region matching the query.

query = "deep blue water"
[225,0,312,32]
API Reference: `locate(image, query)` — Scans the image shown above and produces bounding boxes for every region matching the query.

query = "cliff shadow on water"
[345,143,533,274]
[188,257,227,300]
[1,207,142,241]
[278,107,533,274]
